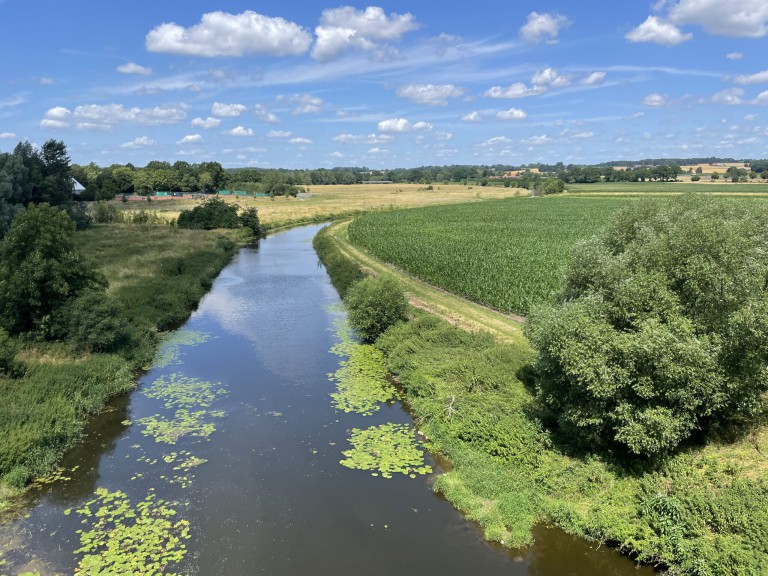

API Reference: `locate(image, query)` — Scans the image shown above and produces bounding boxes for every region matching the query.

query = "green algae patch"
[136,410,219,445]
[142,374,228,410]
[330,345,396,416]
[152,330,212,369]
[73,487,189,575]
[340,423,432,479]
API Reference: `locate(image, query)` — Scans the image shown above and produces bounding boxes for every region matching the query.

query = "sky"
[1,0,768,169]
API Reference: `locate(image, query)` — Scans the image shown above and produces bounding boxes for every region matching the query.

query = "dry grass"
[114,183,527,227]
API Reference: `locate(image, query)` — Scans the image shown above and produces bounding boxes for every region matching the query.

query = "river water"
[0,224,653,575]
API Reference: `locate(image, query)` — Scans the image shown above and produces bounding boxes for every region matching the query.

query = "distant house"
[72,178,86,195]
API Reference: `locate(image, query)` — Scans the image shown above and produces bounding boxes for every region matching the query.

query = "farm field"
[567,181,768,194]
[347,196,631,315]
[113,183,526,229]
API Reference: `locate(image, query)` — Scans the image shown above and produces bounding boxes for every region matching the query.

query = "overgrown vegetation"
[345,275,409,342]
[348,197,628,315]
[177,196,260,235]
[527,195,768,457]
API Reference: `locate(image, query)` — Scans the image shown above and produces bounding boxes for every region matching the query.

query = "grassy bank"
[319,208,768,575]
[0,223,246,512]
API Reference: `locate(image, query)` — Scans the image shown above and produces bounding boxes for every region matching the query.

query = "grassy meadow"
[112,183,526,229]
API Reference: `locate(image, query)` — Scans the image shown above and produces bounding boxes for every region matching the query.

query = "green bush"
[239,207,261,235]
[177,196,240,230]
[313,226,364,297]
[0,328,21,376]
[345,275,409,342]
[526,195,768,457]
[66,291,130,353]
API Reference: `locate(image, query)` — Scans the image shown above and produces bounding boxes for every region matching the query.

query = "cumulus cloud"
[754,90,768,104]
[146,10,312,57]
[254,104,280,123]
[212,102,247,117]
[523,135,552,145]
[497,108,527,120]
[580,72,607,85]
[333,133,393,144]
[191,116,221,129]
[519,12,569,43]
[396,84,464,106]
[120,136,156,148]
[40,119,69,129]
[485,83,546,99]
[277,94,324,114]
[481,136,512,147]
[727,52,744,60]
[228,126,254,136]
[117,62,152,75]
[289,137,313,144]
[462,111,482,122]
[377,118,432,133]
[267,130,292,138]
[734,70,768,84]
[73,104,186,129]
[44,106,72,121]
[330,151,344,158]
[177,134,202,144]
[666,0,768,38]
[0,132,15,139]
[532,67,571,88]
[311,6,418,62]
[712,88,745,104]
[626,15,693,45]
[367,147,389,154]
[643,93,667,106]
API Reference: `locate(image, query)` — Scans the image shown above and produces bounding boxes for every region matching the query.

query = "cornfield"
[347,197,630,315]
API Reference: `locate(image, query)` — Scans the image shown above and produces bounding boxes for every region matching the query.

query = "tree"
[40,139,73,205]
[0,204,106,336]
[526,195,768,458]
[711,172,720,180]
[345,275,409,342]
[177,196,240,229]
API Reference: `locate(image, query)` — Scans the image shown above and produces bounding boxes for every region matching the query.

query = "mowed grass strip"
[348,197,630,315]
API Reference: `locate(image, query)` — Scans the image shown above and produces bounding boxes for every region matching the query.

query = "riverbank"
[0,223,248,513]
[317,221,768,575]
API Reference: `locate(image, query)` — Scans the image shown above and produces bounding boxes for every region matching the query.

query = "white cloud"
[523,135,552,145]
[727,52,744,60]
[267,130,292,138]
[396,84,464,105]
[519,12,569,44]
[626,16,693,45]
[212,102,247,117]
[254,104,279,123]
[120,136,156,148]
[288,137,313,144]
[312,6,418,62]
[0,132,15,139]
[712,88,744,105]
[117,62,153,75]
[667,0,768,38]
[745,114,757,121]
[146,10,312,57]
[330,151,344,158]
[228,126,254,136]
[753,90,768,105]
[532,67,571,88]
[643,93,667,106]
[734,70,768,84]
[191,116,221,129]
[333,133,393,144]
[44,106,72,120]
[485,83,546,99]
[40,77,55,85]
[367,147,389,154]
[177,134,202,144]
[462,111,482,122]
[580,72,607,85]
[435,132,453,141]
[40,119,68,129]
[497,108,527,120]
[73,104,186,129]
[377,118,433,133]
[277,94,324,114]
[481,136,512,147]
[412,121,433,132]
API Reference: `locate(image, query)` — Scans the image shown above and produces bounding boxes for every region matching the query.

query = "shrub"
[526,195,768,457]
[66,291,130,353]
[345,275,409,342]
[239,207,261,235]
[177,196,240,229]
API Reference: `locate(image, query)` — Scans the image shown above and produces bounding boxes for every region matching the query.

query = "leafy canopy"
[526,195,768,457]
[346,274,409,342]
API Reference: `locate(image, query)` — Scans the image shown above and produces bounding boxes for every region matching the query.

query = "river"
[0,224,654,575]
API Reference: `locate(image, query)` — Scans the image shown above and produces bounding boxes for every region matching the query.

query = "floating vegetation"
[143,374,227,410]
[73,487,189,575]
[29,465,79,489]
[330,344,396,416]
[340,423,432,479]
[136,410,218,445]
[152,330,212,369]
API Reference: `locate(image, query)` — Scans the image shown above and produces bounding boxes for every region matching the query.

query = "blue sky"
[1,0,768,168]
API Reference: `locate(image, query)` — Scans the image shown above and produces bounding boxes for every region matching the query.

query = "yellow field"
[117,183,527,228]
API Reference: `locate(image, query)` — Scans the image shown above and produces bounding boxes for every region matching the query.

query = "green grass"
[567,181,768,194]
[348,197,630,315]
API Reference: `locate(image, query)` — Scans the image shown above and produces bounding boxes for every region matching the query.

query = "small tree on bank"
[346,275,409,342]
[526,195,768,458]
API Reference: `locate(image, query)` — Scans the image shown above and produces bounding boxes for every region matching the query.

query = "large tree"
[526,195,768,457]
[0,204,106,335]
